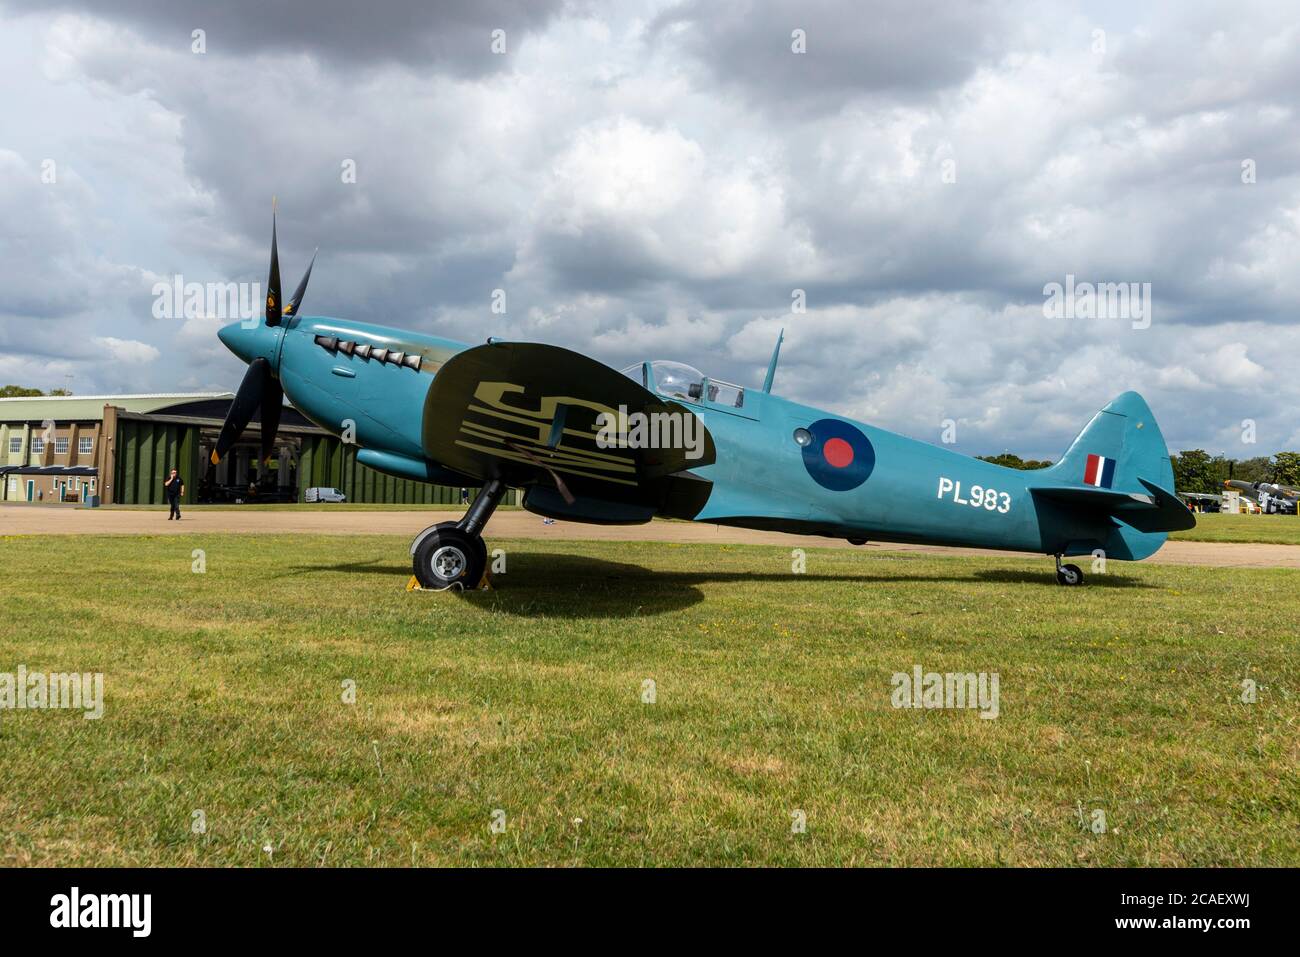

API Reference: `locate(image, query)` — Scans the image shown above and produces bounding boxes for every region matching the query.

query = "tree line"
[1169,450,1300,494]
[979,449,1299,495]
[1,385,73,397]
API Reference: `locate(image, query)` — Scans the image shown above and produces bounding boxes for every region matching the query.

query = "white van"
[305,487,347,503]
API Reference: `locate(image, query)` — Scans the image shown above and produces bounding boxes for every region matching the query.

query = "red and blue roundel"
[802,418,875,491]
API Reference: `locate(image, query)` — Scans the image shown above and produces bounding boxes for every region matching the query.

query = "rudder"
[1046,391,1176,493]
[1039,392,1185,560]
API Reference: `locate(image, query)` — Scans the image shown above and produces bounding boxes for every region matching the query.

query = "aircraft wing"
[1226,479,1300,501]
[1030,478,1196,532]
[420,341,715,521]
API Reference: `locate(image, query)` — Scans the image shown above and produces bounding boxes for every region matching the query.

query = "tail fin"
[1045,391,1176,493]
[1032,392,1193,559]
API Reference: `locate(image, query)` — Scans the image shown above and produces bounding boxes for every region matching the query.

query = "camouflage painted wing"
[421,342,715,522]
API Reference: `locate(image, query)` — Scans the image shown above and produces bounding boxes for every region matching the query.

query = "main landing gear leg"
[1055,554,1084,587]
[411,478,506,590]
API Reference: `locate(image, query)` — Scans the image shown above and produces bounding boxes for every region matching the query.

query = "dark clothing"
[165,475,183,519]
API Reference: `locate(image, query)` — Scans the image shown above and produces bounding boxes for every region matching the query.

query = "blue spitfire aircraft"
[212,211,1194,590]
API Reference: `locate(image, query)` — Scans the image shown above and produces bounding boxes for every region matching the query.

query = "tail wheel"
[413,526,487,590]
[1055,563,1084,586]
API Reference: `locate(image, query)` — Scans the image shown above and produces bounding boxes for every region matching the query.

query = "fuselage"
[218,312,1152,559]
[685,389,1054,551]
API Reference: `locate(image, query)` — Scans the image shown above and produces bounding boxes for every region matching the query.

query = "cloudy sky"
[1,0,1297,459]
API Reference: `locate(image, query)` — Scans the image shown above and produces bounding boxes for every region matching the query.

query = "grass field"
[70,504,1300,546]
[0,534,1295,867]
[1172,511,1300,545]
[96,503,516,512]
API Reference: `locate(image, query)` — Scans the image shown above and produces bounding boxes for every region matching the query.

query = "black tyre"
[413,526,487,590]
[1055,563,1084,586]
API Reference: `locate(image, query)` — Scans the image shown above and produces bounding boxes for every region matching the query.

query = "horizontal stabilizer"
[1030,486,1153,507]
[1030,478,1195,532]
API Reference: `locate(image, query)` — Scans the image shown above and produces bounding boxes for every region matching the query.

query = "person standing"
[164,467,185,520]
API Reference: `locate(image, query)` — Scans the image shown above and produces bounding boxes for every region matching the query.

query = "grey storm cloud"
[648,0,1021,112]
[0,0,567,70]
[2,0,1299,455]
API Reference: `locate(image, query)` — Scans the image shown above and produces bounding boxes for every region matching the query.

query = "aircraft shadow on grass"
[283,553,1156,619]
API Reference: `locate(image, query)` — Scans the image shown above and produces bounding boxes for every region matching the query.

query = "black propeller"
[211,358,274,465]
[285,248,317,319]
[209,203,312,469]
[265,207,282,326]
[259,377,284,466]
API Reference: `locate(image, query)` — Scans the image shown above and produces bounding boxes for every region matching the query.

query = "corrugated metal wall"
[114,419,201,504]
[296,434,518,504]
[112,419,514,505]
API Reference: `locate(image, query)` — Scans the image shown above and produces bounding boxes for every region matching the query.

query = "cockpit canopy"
[620,360,745,408]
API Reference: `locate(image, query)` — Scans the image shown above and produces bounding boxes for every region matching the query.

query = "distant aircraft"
[1224,479,1299,515]
[1180,491,1224,512]
[209,209,1194,589]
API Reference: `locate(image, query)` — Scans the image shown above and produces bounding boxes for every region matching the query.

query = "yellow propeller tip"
[210,451,220,465]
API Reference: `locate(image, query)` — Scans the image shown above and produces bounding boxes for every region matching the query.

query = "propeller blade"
[265,201,282,327]
[211,358,270,464]
[284,248,317,319]
[259,379,284,466]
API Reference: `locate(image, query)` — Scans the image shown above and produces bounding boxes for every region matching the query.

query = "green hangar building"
[0,393,490,506]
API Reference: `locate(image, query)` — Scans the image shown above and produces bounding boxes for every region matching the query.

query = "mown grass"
[1172,511,1300,545]
[0,534,1295,867]
[80,501,1300,545]
[95,503,517,512]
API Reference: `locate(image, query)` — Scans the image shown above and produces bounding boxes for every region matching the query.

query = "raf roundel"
[800,418,875,491]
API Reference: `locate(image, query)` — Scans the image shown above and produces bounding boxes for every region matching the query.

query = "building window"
[55,437,70,455]
[8,437,19,454]
[79,436,93,453]
[31,437,44,454]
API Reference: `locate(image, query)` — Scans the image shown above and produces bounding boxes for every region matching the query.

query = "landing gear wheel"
[1055,563,1084,586]
[413,526,487,590]
[410,478,505,592]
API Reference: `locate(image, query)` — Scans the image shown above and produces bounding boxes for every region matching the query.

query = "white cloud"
[523,117,815,284]
[1,0,1298,459]
[91,336,161,364]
